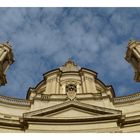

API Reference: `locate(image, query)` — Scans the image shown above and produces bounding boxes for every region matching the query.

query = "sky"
[0,8,140,99]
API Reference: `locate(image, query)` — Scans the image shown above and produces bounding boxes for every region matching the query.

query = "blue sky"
[0,8,140,99]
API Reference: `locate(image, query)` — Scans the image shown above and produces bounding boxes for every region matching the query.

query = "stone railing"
[114,92,140,104]
[0,95,31,107]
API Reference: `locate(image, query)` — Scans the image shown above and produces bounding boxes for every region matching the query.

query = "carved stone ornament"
[66,84,77,100]
[60,58,81,72]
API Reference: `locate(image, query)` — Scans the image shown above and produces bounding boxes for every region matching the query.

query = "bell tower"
[0,42,14,85]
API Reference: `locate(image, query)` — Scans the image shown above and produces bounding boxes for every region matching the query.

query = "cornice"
[2,91,140,107]
[23,100,121,117]
[24,114,121,124]
[35,93,103,101]
[23,100,122,125]
[114,92,140,105]
[0,95,31,107]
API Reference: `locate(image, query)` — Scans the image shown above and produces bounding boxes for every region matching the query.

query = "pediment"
[23,101,122,123]
[42,107,101,118]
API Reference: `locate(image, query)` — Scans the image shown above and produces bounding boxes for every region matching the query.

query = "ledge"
[1,92,140,107]
[35,93,103,101]
[0,95,31,107]
[114,92,140,104]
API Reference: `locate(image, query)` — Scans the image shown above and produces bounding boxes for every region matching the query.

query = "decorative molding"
[23,100,122,125]
[114,92,140,104]
[37,93,103,101]
[0,118,24,129]
[1,91,140,107]
[0,95,31,107]
[60,59,81,72]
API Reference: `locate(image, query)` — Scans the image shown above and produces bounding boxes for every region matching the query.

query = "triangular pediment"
[44,107,101,118]
[23,101,122,123]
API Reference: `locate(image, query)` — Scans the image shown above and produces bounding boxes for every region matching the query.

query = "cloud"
[0,8,140,98]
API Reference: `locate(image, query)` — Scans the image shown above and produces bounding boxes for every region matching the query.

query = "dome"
[27,59,115,100]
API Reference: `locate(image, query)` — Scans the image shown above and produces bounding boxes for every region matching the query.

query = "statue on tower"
[0,42,14,85]
[125,40,140,82]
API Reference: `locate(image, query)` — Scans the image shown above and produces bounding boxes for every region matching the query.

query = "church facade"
[0,41,140,132]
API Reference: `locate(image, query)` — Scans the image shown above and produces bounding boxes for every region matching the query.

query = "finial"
[60,58,81,72]
[66,58,75,65]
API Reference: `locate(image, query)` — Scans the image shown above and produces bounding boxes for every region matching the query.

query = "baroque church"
[0,41,140,132]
